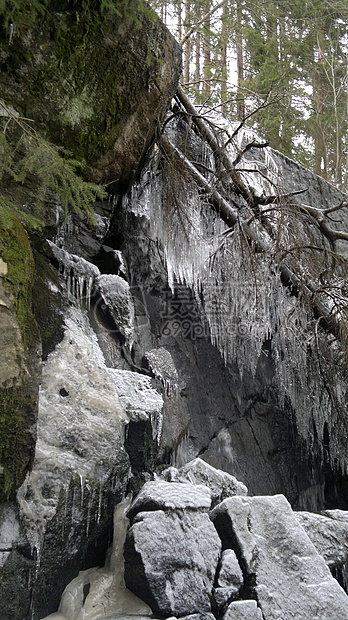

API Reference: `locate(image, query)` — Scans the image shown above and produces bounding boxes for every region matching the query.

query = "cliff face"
[0,3,181,618]
[0,2,347,620]
[0,0,181,503]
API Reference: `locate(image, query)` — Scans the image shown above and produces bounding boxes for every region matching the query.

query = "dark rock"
[0,2,181,193]
[0,212,41,501]
[213,586,239,610]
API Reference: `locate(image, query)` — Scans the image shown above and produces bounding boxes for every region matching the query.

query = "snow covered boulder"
[124,479,221,617]
[127,480,212,520]
[161,457,248,505]
[295,509,348,568]
[211,494,348,620]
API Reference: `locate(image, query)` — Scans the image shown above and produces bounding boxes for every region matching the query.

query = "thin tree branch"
[233,140,269,166]
[159,133,341,338]
[180,1,224,47]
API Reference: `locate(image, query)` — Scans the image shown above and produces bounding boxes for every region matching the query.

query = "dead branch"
[297,203,348,246]
[159,133,341,338]
[232,141,269,167]
[176,85,254,203]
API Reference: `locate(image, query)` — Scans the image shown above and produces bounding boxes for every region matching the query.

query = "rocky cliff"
[0,1,347,619]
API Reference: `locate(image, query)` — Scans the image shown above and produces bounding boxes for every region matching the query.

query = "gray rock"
[127,480,212,520]
[180,614,216,620]
[144,347,179,394]
[213,586,239,609]
[95,617,154,620]
[211,494,348,620]
[222,600,260,620]
[110,369,163,436]
[218,549,244,589]
[97,616,216,620]
[295,509,348,567]
[0,503,20,568]
[124,509,221,617]
[162,458,248,505]
[95,274,135,345]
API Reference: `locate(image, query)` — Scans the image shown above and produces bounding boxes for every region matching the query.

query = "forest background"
[151,0,348,191]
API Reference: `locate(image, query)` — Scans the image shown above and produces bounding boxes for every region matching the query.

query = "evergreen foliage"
[152,0,348,190]
[0,102,107,226]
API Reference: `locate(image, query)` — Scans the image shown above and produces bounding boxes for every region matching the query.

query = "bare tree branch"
[297,203,348,245]
[159,133,342,338]
[232,140,269,166]
[180,2,224,47]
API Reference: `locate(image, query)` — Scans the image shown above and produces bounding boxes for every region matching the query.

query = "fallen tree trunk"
[160,133,341,338]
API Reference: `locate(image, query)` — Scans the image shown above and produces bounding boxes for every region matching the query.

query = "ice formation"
[17,306,129,558]
[41,497,152,620]
[122,110,347,457]
[144,347,179,396]
[47,240,100,308]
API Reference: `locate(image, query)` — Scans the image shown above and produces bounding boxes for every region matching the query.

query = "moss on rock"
[0,0,181,191]
[0,208,40,500]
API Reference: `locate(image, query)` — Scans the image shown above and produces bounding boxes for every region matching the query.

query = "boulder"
[0,212,41,501]
[222,600,261,620]
[179,614,216,620]
[124,509,221,617]
[161,458,248,505]
[217,549,244,589]
[213,586,239,610]
[211,494,348,620]
[295,509,348,567]
[127,480,212,520]
[0,1,181,193]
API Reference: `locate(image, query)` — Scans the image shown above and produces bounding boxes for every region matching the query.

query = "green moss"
[0,210,39,500]
[0,386,34,501]
[2,0,161,167]
[0,207,38,349]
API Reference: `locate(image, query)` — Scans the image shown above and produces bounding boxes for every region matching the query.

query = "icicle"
[63,483,70,518]
[96,484,103,525]
[79,474,85,510]
[33,545,41,581]
[47,241,100,307]
[86,488,95,537]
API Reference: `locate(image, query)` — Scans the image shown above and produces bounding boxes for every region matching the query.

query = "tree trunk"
[236,0,244,119]
[183,0,192,85]
[203,0,211,97]
[221,0,228,114]
[313,26,327,179]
